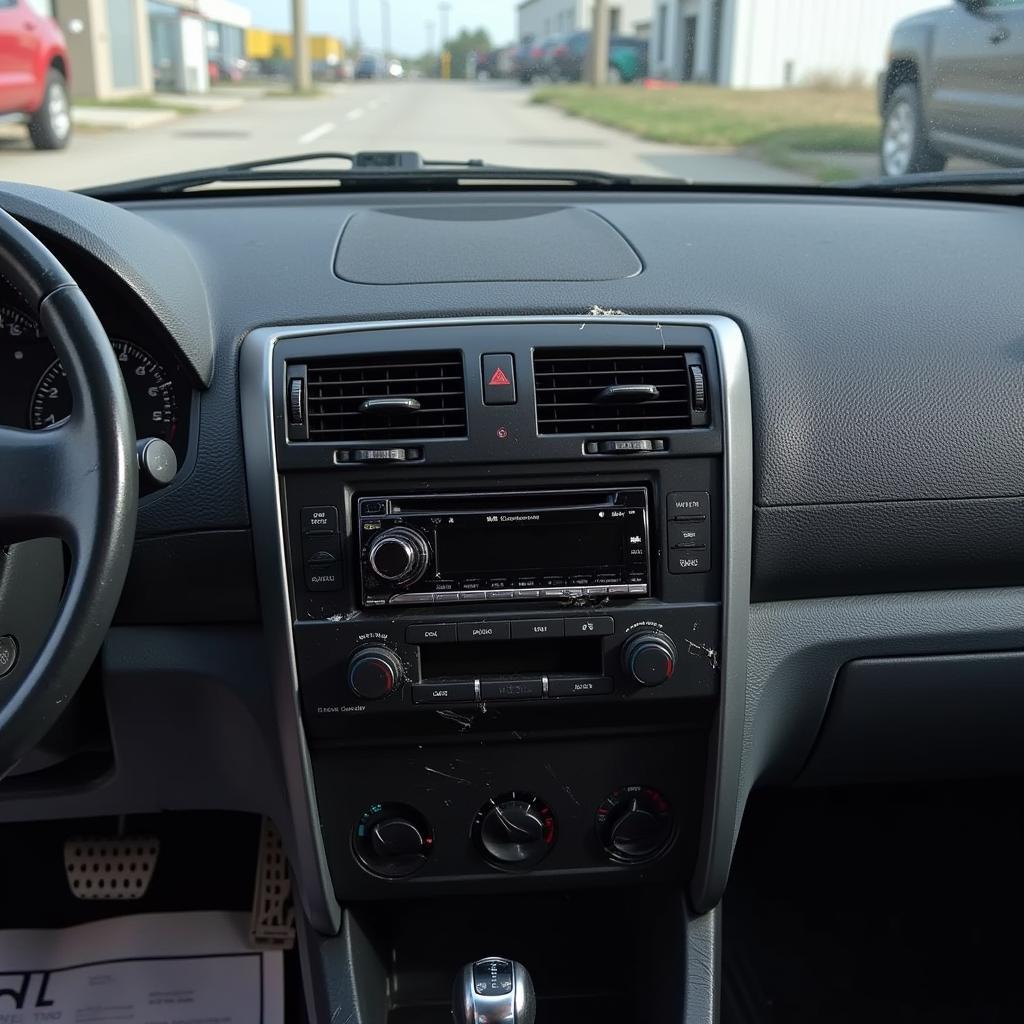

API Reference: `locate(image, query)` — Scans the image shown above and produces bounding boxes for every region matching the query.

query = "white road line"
[298,121,336,144]
[345,108,365,121]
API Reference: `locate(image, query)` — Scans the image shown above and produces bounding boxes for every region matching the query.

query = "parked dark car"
[516,36,565,82]
[879,0,1024,175]
[549,31,649,83]
[0,0,71,149]
[355,54,384,80]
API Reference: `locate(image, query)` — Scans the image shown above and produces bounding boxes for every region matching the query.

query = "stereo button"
[407,623,458,644]
[667,491,709,521]
[564,616,614,638]
[548,676,614,698]
[411,681,478,704]
[457,621,511,642]
[510,619,564,640]
[480,677,544,700]
[669,550,711,574]
[302,505,338,534]
[669,522,707,548]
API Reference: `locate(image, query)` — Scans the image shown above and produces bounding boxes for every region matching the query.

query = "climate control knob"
[348,647,403,700]
[354,803,433,878]
[367,526,430,586]
[596,786,673,864]
[473,792,556,869]
[621,632,677,687]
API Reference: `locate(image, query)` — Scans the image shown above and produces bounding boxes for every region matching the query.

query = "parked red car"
[0,0,71,150]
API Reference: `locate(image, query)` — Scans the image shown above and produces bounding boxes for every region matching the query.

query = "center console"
[241,316,751,935]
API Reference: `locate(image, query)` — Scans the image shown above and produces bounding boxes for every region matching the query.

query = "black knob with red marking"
[621,632,676,687]
[348,647,403,700]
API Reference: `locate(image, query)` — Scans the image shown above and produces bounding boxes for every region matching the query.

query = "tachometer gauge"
[30,339,178,443]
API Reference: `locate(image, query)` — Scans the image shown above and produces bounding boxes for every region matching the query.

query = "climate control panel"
[295,605,718,737]
[316,732,704,896]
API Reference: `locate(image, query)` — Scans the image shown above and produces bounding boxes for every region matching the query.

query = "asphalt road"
[0,79,814,192]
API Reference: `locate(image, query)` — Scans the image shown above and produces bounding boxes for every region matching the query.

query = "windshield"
[2,0,1022,192]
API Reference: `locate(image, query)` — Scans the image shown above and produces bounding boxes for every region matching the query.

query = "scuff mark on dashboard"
[684,638,719,670]
[434,709,475,730]
[423,765,472,786]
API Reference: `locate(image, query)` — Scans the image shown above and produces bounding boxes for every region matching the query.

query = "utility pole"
[438,1,451,49]
[438,1,452,80]
[589,0,609,86]
[350,0,360,54]
[292,0,311,92]
[380,0,390,59]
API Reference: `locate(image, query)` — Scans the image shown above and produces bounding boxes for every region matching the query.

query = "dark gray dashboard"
[112,189,1024,603]
[1,182,1022,972]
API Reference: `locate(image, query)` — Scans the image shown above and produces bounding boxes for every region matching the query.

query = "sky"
[244,0,517,56]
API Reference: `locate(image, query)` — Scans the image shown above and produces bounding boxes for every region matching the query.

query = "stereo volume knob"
[367,526,430,586]
[348,647,403,700]
[621,632,677,687]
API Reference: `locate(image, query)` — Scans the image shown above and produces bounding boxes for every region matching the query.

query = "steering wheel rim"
[0,207,136,777]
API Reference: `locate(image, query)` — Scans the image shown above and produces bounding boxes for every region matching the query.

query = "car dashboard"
[1,181,1023,1022]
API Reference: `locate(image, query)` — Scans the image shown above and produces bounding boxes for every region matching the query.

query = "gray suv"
[879,0,1024,175]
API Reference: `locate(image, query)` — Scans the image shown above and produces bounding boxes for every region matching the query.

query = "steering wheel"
[0,208,136,777]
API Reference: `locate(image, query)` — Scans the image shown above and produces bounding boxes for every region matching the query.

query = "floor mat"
[0,911,282,1023]
[723,783,1024,1024]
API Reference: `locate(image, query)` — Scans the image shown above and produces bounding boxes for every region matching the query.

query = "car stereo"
[357,488,650,607]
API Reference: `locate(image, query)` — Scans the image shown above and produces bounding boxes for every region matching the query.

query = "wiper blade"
[837,168,1024,192]
[81,150,680,198]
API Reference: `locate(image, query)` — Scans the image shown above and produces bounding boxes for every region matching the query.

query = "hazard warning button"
[482,353,517,406]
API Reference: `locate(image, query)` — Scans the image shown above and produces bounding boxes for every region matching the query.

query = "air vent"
[304,351,466,442]
[534,348,702,435]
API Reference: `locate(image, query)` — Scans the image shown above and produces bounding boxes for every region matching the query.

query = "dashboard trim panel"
[241,314,751,930]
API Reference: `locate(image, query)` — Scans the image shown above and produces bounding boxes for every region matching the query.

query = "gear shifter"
[453,957,536,1024]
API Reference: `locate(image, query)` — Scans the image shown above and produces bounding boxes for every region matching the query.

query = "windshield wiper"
[82,150,676,199]
[837,168,1024,192]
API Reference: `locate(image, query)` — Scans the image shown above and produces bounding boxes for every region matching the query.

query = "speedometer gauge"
[30,339,178,443]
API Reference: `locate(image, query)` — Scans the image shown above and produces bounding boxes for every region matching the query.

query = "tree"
[446,27,491,80]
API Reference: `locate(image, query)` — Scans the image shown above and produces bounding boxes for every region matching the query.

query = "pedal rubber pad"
[64,836,159,901]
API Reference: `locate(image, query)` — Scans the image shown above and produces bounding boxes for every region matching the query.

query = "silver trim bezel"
[239,314,752,930]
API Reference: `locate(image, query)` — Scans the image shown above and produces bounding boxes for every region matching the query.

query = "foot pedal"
[64,835,159,901]
[249,817,295,951]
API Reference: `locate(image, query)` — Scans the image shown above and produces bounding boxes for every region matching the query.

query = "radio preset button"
[608,584,631,596]
[510,619,564,640]
[459,591,485,601]
[564,616,614,637]
[480,677,544,700]
[302,505,338,535]
[628,584,648,595]
[668,550,711,574]
[548,676,614,698]
[457,621,511,642]
[433,592,460,604]
[391,593,433,605]
[516,589,540,599]
[487,590,515,601]
[305,566,341,591]
[411,681,478,704]
[407,623,458,644]
[667,491,709,521]
[669,522,707,548]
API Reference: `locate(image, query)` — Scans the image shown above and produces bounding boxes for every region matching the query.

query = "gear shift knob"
[453,957,536,1024]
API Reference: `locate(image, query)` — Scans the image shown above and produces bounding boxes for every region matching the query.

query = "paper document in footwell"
[0,911,282,1024]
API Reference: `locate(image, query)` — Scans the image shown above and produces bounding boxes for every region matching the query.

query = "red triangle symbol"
[488,367,511,387]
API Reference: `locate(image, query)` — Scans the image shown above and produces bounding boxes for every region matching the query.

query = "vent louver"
[533,348,696,435]
[304,351,466,442]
